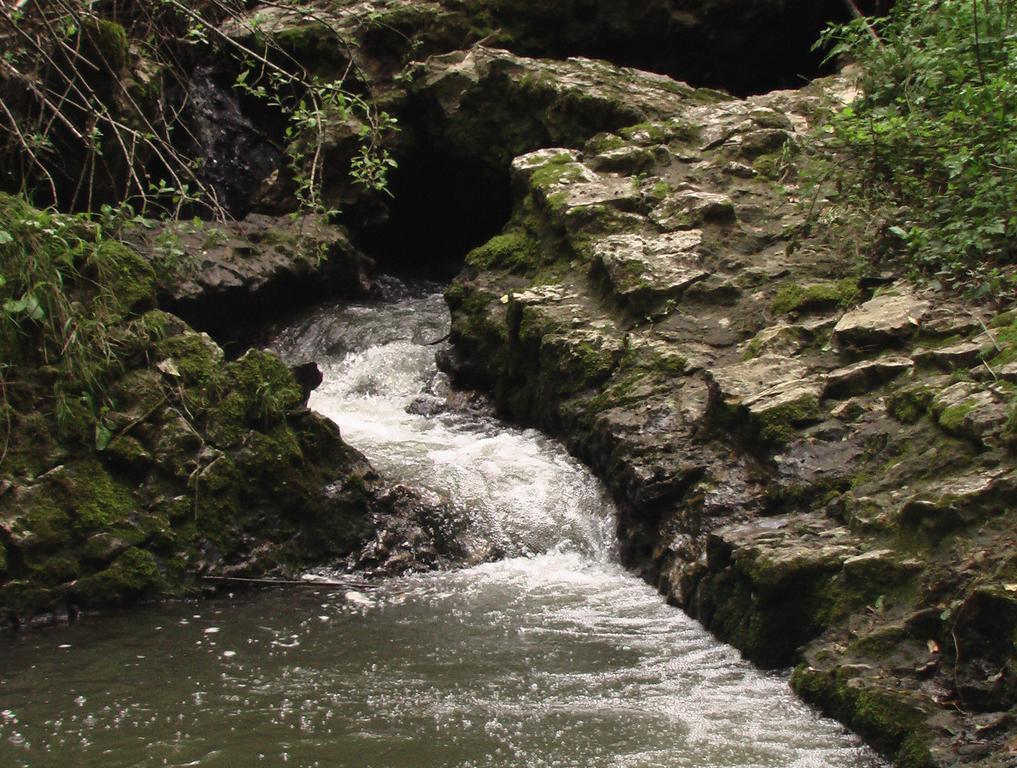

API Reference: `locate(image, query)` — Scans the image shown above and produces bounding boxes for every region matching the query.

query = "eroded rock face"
[136,215,376,341]
[436,54,1017,767]
[0,216,445,627]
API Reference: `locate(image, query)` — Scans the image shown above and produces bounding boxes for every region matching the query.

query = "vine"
[0,0,397,220]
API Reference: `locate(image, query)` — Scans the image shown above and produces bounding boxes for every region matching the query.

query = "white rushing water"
[267,279,884,768]
[0,279,885,768]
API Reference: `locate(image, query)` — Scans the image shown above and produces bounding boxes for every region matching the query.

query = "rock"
[649,188,736,230]
[912,339,986,370]
[694,512,865,666]
[427,48,1017,763]
[742,323,812,358]
[998,361,1017,382]
[708,355,824,445]
[841,549,921,590]
[930,381,1011,445]
[410,46,694,167]
[823,356,913,399]
[832,290,931,351]
[951,587,1017,711]
[771,279,857,316]
[898,468,1017,532]
[143,214,376,339]
[592,231,709,313]
[290,362,324,406]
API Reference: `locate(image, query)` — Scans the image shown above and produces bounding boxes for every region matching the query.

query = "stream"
[0,279,884,768]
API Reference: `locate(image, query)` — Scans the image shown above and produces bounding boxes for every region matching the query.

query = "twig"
[202,575,378,589]
[841,0,882,44]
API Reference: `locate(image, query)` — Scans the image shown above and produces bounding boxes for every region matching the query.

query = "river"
[0,279,883,768]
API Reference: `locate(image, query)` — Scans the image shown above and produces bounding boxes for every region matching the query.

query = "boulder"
[833,291,931,351]
[593,231,709,313]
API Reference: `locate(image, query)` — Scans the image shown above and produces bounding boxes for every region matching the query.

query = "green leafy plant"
[812,0,1017,295]
[0,0,396,220]
[0,193,158,447]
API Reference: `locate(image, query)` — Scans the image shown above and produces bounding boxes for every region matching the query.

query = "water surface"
[0,280,883,768]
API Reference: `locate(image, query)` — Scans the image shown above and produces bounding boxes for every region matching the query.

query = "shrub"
[814,0,1017,295]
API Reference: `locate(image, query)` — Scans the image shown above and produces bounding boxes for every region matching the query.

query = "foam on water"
[272,281,617,561]
[0,280,886,768]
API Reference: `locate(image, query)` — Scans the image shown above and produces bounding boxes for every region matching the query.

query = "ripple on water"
[0,281,885,768]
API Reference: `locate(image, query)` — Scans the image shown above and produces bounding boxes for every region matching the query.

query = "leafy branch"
[0,0,397,220]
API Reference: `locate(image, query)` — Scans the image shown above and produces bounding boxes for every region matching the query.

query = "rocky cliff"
[2,1,1014,765]
[424,47,1017,768]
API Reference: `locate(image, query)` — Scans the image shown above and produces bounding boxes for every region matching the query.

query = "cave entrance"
[355,151,513,282]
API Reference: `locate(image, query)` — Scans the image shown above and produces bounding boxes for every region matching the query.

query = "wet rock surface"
[428,51,1017,767]
[136,215,377,342]
[0,212,445,628]
[5,3,1016,766]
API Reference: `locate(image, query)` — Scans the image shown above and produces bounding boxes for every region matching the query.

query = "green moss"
[756,394,822,445]
[0,580,57,617]
[272,23,349,78]
[529,155,587,192]
[55,393,97,445]
[81,18,129,70]
[984,319,1017,368]
[791,666,933,768]
[13,493,73,550]
[156,331,223,390]
[222,349,303,425]
[617,120,698,144]
[584,367,657,413]
[771,279,858,316]
[67,460,136,534]
[4,410,65,477]
[465,231,539,272]
[0,542,6,574]
[91,240,157,314]
[646,180,672,203]
[847,625,910,657]
[585,132,627,153]
[105,434,152,472]
[752,152,785,179]
[887,385,935,424]
[1005,396,1017,448]
[936,400,976,433]
[72,547,164,605]
[29,554,81,584]
[445,281,510,379]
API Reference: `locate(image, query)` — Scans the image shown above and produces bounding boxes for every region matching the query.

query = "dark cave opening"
[354,152,514,282]
[486,0,891,97]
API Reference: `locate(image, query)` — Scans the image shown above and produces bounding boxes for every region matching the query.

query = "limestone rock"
[142,214,375,338]
[823,356,913,399]
[833,291,931,351]
[912,339,986,370]
[593,231,709,313]
[649,188,736,230]
[708,355,824,444]
[931,381,1010,445]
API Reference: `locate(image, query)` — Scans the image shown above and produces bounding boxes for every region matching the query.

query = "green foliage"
[0,1,396,219]
[814,0,1017,294]
[0,193,156,448]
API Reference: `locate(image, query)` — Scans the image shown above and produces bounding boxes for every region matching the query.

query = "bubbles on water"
[0,280,887,768]
[272,285,617,561]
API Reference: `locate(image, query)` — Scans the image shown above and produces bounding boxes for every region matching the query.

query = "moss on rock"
[72,547,165,605]
[465,231,539,272]
[80,18,129,71]
[755,393,822,446]
[887,384,936,424]
[791,666,934,768]
[771,279,858,316]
